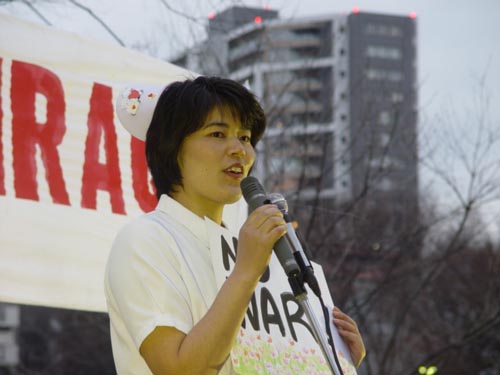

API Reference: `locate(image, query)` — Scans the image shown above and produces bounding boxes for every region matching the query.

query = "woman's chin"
[223,191,243,205]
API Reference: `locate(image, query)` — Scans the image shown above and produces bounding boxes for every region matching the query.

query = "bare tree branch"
[21,0,51,25]
[68,0,125,46]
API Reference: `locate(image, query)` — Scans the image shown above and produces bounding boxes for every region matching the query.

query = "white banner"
[206,220,357,375]
[0,13,247,312]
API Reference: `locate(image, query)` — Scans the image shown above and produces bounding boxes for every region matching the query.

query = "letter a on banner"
[81,82,125,214]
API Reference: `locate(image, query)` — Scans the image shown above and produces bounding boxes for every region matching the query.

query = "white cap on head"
[115,84,166,141]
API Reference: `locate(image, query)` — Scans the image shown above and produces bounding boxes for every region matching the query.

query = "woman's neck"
[170,192,224,225]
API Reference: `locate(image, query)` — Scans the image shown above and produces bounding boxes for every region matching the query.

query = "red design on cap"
[128,89,141,99]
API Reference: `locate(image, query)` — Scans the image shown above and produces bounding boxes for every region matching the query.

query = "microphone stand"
[266,192,344,375]
[287,268,343,375]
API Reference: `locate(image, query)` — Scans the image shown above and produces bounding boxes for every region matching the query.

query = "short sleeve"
[105,216,193,349]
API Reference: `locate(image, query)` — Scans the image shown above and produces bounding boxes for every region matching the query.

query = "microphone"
[240,176,301,277]
[267,193,322,297]
[267,193,313,270]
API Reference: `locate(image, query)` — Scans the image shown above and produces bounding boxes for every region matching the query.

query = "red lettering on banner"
[131,137,156,212]
[81,83,125,214]
[11,60,70,204]
[0,57,4,196]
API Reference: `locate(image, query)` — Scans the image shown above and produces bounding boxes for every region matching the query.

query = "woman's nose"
[228,136,246,157]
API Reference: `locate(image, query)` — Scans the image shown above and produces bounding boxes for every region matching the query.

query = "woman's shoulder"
[117,209,177,238]
[109,210,181,261]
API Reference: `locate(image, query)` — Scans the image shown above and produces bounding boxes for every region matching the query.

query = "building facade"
[173,7,419,257]
[0,303,19,374]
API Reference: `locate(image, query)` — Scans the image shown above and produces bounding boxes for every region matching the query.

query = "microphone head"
[267,193,288,214]
[241,176,268,211]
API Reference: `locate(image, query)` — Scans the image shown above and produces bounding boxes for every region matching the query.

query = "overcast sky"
[2,0,500,227]
[2,0,499,119]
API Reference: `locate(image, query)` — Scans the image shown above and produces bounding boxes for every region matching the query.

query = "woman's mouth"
[224,164,244,179]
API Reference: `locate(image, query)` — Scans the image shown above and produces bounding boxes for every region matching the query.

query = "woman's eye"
[240,135,251,143]
[210,131,225,138]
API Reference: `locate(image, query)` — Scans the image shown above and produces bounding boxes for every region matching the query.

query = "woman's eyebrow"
[202,121,229,129]
[202,122,251,132]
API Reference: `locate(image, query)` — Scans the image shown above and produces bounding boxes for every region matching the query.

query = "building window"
[366,45,402,60]
[365,24,402,37]
[378,178,393,191]
[391,92,404,103]
[379,133,391,147]
[365,68,403,82]
[379,111,392,126]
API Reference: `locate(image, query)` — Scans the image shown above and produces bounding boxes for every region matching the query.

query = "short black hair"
[146,76,266,199]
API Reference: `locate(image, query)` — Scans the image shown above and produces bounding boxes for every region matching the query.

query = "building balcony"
[269,34,322,49]
[277,101,324,114]
[228,39,264,61]
[267,78,323,93]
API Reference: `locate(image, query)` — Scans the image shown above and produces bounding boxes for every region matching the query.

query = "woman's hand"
[333,306,366,368]
[234,204,287,283]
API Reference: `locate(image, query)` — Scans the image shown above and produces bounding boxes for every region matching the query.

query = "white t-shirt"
[104,194,234,374]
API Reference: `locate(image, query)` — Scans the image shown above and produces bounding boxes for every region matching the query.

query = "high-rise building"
[173,6,419,258]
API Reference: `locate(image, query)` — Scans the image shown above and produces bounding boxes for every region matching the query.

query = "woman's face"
[172,106,256,219]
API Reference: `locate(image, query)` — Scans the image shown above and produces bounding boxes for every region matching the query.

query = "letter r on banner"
[11,60,70,205]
